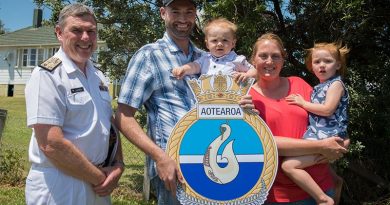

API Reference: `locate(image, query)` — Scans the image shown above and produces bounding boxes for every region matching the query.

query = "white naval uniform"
[25,48,112,205]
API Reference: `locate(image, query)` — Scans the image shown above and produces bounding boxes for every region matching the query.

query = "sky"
[0,0,52,32]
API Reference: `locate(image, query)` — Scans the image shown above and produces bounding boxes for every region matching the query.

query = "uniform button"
[216,59,219,62]
[214,65,216,68]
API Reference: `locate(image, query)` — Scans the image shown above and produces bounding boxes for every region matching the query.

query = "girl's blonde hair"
[305,42,350,77]
[203,18,237,39]
[250,33,287,64]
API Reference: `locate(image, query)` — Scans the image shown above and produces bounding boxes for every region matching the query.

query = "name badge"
[71,87,84,93]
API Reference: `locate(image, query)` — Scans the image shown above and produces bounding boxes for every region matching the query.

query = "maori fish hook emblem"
[203,123,239,184]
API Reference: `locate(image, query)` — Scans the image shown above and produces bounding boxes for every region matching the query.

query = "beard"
[166,23,195,40]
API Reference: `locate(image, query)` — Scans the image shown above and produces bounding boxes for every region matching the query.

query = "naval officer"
[24,3,124,205]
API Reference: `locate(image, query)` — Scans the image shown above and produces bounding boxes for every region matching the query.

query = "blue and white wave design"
[180,155,263,201]
[179,119,264,201]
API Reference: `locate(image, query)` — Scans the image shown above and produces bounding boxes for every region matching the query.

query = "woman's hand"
[319,136,348,162]
[285,94,306,107]
[316,137,350,164]
[239,95,259,114]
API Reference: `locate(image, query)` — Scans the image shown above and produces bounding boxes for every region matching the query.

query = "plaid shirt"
[118,32,204,178]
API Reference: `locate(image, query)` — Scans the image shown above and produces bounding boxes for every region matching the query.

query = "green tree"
[34,0,166,80]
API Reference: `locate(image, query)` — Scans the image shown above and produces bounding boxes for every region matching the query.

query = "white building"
[0,9,106,97]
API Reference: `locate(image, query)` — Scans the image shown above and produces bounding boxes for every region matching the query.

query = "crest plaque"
[166,74,278,204]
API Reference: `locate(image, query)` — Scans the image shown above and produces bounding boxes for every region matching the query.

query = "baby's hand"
[172,67,185,80]
[233,72,249,83]
[285,94,305,107]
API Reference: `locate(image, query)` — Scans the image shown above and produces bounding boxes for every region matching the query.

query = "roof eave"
[0,41,105,48]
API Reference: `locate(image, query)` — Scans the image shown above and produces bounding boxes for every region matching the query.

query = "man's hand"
[34,124,107,186]
[156,154,184,196]
[93,164,124,196]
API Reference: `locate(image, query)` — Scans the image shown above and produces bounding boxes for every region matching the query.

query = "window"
[22,49,28,67]
[30,48,37,66]
[17,47,59,67]
[48,47,59,57]
[38,49,44,64]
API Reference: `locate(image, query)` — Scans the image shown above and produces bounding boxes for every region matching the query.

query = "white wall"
[0,49,31,84]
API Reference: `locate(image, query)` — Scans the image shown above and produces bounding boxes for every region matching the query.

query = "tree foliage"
[35,0,390,203]
[34,0,165,80]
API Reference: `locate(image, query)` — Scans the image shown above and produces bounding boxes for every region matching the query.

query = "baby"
[172,18,256,80]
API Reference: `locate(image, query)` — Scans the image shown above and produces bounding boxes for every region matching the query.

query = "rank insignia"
[39,56,62,72]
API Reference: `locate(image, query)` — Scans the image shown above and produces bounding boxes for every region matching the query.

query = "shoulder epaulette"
[39,56,62,72]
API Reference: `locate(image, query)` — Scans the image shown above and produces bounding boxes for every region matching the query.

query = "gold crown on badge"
[188,72,254,104]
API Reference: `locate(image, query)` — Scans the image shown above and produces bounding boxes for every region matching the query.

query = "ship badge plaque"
[166,74,278,204]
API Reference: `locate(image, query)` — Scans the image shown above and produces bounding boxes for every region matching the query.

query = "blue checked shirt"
[118,32,204,178]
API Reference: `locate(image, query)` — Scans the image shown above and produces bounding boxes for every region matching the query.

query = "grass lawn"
[0,96,155,204]
[0,185,25,205]
[0,97,31,174]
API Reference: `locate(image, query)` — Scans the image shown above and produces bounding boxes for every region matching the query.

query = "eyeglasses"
[258,54,283,62]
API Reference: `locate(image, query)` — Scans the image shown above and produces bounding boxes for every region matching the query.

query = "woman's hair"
[203,18,237,39]
[250,33,287,64]
[305,42,350,77]
[57,3,97,29]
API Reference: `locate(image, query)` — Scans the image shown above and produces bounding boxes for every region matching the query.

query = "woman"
[248,33,348,204]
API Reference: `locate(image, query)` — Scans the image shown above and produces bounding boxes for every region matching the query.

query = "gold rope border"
[166,108,278,202]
